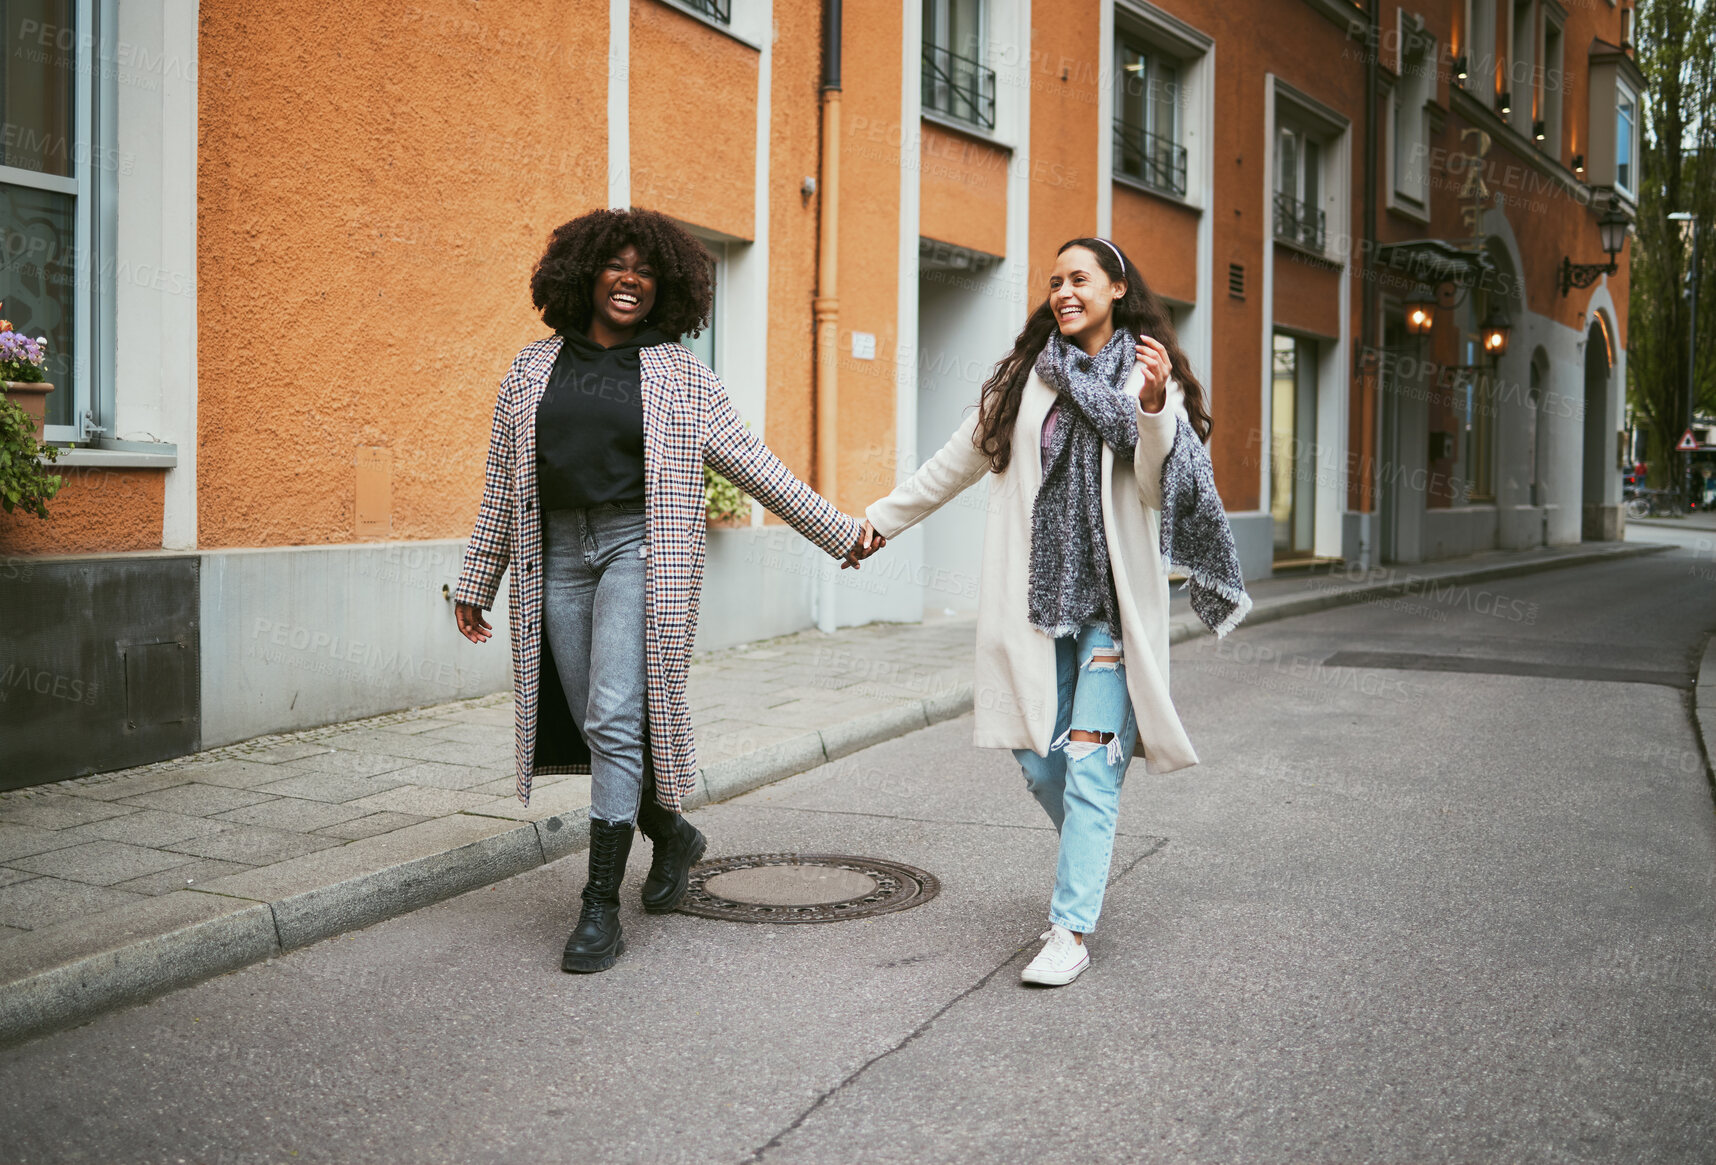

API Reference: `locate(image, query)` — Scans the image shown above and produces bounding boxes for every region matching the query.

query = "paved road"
[1,545,1712,1164]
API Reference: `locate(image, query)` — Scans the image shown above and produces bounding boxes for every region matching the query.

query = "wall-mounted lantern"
[1406,288,1436,335]
[1498,90,1512,116]
[1558,194,1632,296]
[1480,306,1512,356]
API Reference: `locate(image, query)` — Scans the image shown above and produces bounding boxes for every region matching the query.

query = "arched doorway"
[1582,315,1616,539]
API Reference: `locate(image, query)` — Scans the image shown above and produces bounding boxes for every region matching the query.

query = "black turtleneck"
[534,326,668,511]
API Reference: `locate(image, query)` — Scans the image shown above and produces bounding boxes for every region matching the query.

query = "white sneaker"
[1021,924,1089,986]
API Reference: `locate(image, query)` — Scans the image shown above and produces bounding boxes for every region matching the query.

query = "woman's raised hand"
[1133,335,1171,415]
[841,519,888,570]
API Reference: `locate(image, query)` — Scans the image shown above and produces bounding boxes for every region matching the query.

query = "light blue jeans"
[541,501,653,825]
[1012,624,1139,934]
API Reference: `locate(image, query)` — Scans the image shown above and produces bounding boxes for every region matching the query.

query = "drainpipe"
[814,0,842,632]
[1362,0,1381,565]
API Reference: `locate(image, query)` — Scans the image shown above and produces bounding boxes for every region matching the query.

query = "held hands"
[1133,335,1171,415]
[840,519,888,570]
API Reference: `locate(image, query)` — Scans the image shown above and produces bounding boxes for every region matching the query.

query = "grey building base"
[1583,502,1625,542]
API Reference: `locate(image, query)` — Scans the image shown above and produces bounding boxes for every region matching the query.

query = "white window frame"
[1389,17,1435,214]
[1112,29,1184,198]
[1615,81,1638,198]
[1,0,115,446]
[1111,1,1212,210]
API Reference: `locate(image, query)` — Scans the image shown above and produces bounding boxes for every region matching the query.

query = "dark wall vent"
[1228,262,1246,299]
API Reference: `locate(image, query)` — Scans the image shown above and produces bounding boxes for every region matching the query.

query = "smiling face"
[588,242,659,343]
[1047,246,1126,352]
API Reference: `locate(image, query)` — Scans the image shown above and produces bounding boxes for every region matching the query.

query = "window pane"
[1617,98,1633,188]
[0,182,74,426]
[1117,45,1146,127]
[949,0,980,59]
[1152,60,1178,143]
[0,0,77,177]
[1277,128,1298,196]
[1304,138,1320,206]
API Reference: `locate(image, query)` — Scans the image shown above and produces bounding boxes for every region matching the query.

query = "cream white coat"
[867,365,1197,772]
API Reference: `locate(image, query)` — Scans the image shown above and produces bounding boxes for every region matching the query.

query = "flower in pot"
[0,304,52,436]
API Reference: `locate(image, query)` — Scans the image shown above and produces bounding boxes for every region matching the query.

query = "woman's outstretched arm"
[454,379,517,611]
[865,408,990,540]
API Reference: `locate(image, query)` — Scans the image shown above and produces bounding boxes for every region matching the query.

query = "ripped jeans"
[1012,623,1139,934]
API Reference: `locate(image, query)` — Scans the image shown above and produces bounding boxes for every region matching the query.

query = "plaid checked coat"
[456,335,861,811]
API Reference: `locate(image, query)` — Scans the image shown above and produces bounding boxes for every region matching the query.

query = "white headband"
[1093,237,1126,276]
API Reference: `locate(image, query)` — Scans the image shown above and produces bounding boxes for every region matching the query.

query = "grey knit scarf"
[1160,415,1253,637]
[1027,326,1138,639]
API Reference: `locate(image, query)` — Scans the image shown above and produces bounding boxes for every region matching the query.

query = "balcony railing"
[922,43,996,131]
[1112,121,1187,197]
[679,0,731,23]
[1273,190,1326,252]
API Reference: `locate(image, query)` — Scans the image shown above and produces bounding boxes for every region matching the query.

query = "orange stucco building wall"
[630,0,759,242]
[197,0,609,549]
[1110,185,1198,306]
[1027,1,1100,293]
[0,468,163,555]
[833,8,903,516]
[918,122,1010,259]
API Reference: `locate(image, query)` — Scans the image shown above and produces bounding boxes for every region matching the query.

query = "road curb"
[1694,635,1716,781]
[0,542,1665,1047]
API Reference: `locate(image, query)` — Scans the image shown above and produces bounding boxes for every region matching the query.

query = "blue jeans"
[541,501,652,824]
[1012,624,1139,934]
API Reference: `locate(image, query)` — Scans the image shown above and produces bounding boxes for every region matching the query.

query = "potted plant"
[0,304,52,434]
[704,464,749,529]
[0,392,60,519]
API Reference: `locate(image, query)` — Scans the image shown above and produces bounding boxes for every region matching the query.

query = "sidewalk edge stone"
[265,823,544,950]
[0,893,278,1047]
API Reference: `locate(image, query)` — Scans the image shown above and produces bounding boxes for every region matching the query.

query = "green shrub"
[704,463,749,525]
[0,395,61,519]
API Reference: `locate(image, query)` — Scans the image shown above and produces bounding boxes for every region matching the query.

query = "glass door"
[1270,332,1318,560]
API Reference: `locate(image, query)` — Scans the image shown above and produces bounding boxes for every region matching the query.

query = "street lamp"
[1480,305,1512,356]
[1405,287,1436,335]
[1559,195,1632,296]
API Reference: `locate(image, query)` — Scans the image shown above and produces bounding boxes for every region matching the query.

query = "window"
[1392,25,1435,208]
[1113,33,1185,197]
[1616,87,1636,194]
[678,0,730,23]
[922,0,994,131]
[1274,124,1325,251]
[0,0,106,441]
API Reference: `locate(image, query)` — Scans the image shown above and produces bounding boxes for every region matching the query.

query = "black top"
[534,326,668,510]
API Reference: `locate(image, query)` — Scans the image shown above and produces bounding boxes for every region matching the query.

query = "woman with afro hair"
[454,208,874,974]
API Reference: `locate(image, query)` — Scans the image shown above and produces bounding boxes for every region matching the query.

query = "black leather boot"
[561,818,634,973]
[635,797,707,913]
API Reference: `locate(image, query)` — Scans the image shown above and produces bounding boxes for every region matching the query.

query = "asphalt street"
[1,538,1712,1164]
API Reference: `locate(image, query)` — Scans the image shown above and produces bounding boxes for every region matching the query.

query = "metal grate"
[679,0,731,24]
[1273,190,1326,252]
[921,43,996,131]
[1113,121,1187,197]
[1228,262,1245,299]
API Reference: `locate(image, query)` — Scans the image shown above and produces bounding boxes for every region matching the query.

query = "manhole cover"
[677,853,939,924]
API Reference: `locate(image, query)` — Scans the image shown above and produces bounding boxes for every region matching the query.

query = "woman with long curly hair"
[853,237,1240,987]
[455,208,866,974]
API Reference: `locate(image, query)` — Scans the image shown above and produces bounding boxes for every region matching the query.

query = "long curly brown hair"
[530,207,714,341]
[973,237,1212,473]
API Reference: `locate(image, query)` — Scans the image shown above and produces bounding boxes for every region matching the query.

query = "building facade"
[0,0,1639,785]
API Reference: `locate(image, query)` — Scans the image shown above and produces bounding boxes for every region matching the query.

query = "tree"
[1627,0,1716,490]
